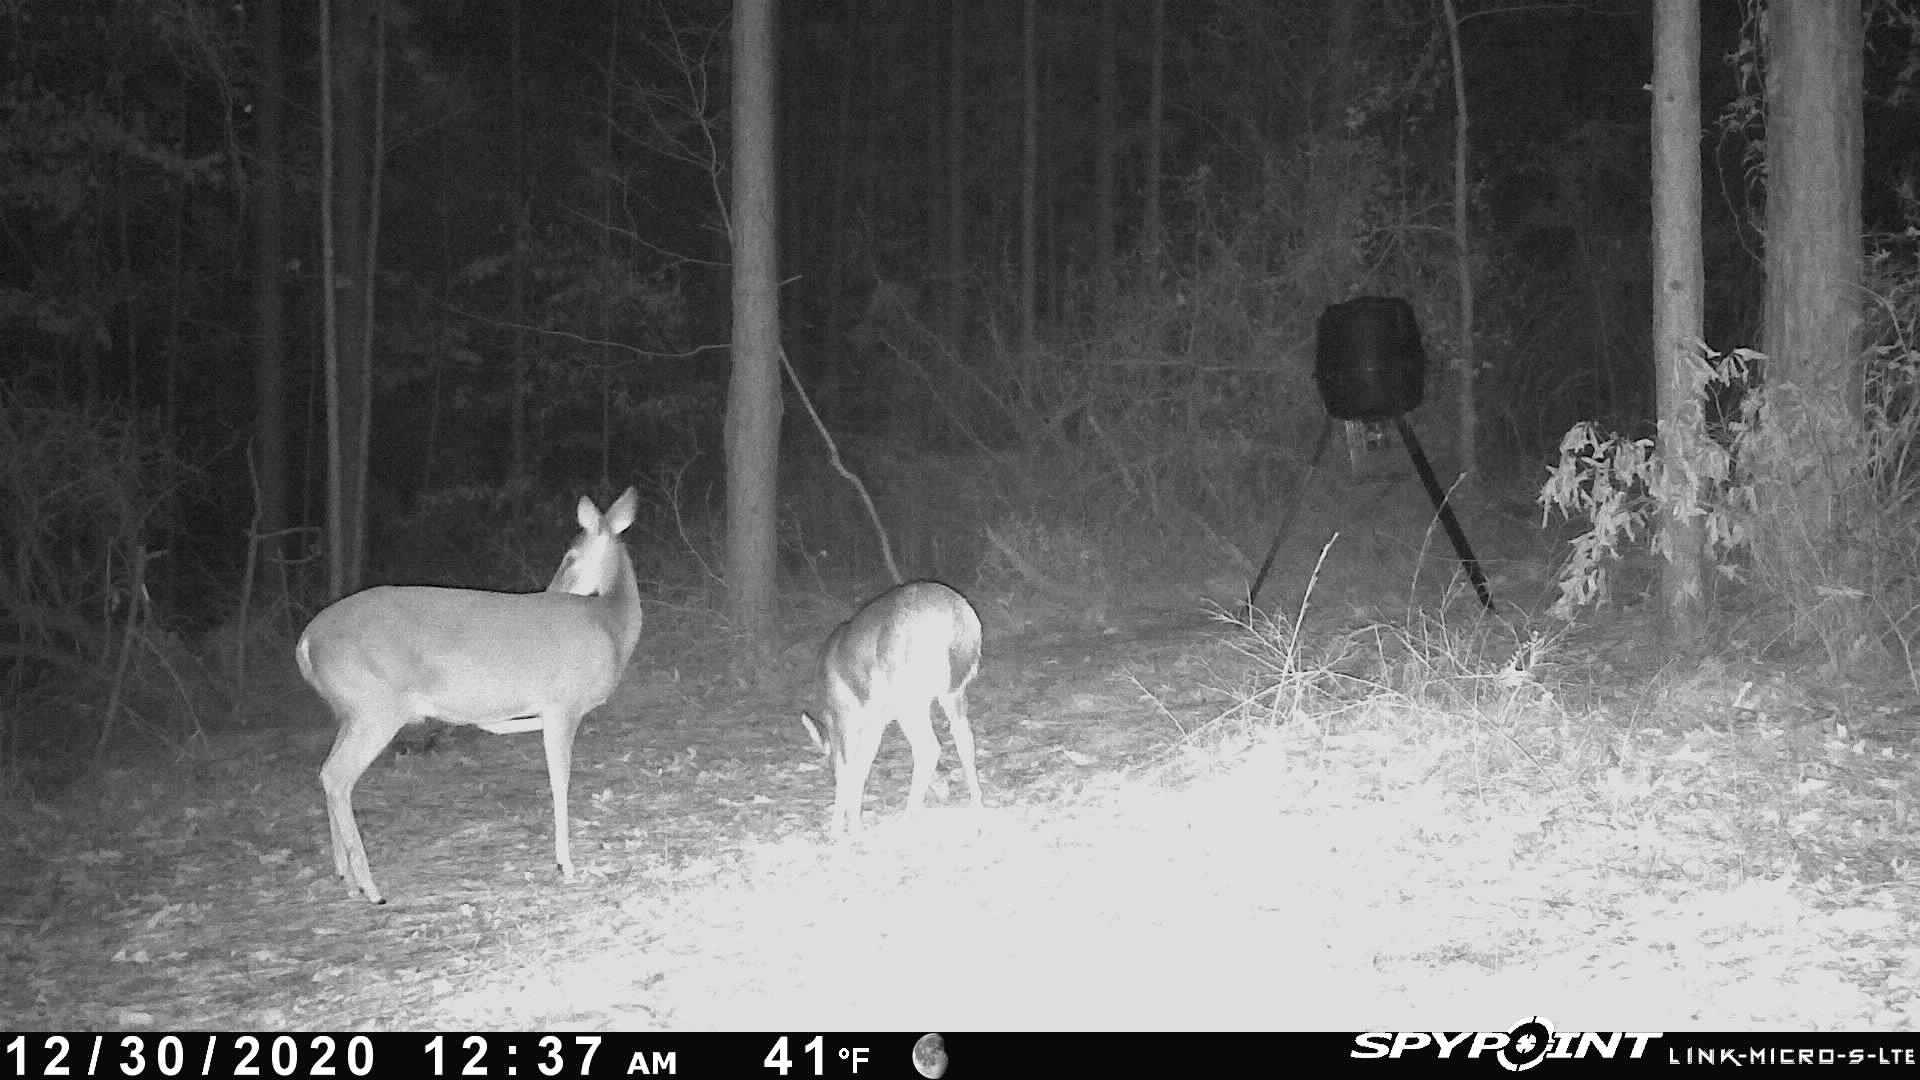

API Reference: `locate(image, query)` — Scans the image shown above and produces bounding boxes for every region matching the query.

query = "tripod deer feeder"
[1247,296,1494,613]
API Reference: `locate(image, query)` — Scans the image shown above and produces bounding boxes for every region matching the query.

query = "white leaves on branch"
[1538,343,1764,618]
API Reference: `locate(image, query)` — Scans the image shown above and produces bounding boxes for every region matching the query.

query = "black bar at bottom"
[6,1030,1920,1078]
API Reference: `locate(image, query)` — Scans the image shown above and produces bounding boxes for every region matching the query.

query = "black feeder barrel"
[1304,295,1494,612]
[1315,296,1426,422]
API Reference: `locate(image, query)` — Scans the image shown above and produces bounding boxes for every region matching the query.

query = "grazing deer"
[295,488,642,903]
[801,580,984,836]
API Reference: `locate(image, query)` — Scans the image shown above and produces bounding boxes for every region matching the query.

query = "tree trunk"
[599,3,620,488]
[821,0,860,418]
[1757,0,1866,648]
[424,90,456,495]
[508,0,530,500]
[1020,0,1037,352]
[1319,0,1359,302]
[1323,0,1358,133]
[355,0,388,584]
[1140,0,1164,269]
[252,0,287,572]
[925,0,942,326]
[317,0,377,596]
[727,0,783,653]
[912,0,940,429]
[111,78,131,414]
[1438,0,1478,484]
[1651,0,1706,640]
[944,0,965,349]
[340,0,375,594]
[319,0,345,598]
[1093,0,1116,312]
[165,94,186,444]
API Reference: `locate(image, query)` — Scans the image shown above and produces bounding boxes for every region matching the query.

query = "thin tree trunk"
[423,82,454,495]
[163,116,184,447]
[319,0,345,598]
[860,16,880,278]
[727,0,783,653]
[1652,0,1706,640]
[925,0,942,322]
[166,87,187,443]
[323,0,373,595]
[342,0,368,593]
[508,0,530,499]
[1438,0,1478,483]
[600,1,619,486]
[914,0,940,426]
[822,0,859,418]
[1020,0,1036,352]
[1319,0,1360,304]
[115,75,134,415]
[1246,2,1268,143]
[945,0,964,349]
[342,3,368,594]
[1141,0,1164,270]
[1093,0,1116,312]
[353,0,388,590]
[253,0,287,572]
[1323,0,1358,133]
[1044,56,1059,322]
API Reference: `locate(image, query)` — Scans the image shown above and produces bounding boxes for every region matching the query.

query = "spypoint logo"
[1499,1017,1556,1072]
[1350,1017,1662,1071]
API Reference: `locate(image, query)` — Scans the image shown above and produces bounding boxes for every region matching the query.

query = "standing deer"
[295,488,642,903]
[801,580,985,836]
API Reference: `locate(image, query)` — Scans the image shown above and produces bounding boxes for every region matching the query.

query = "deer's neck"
[608,554,644,663]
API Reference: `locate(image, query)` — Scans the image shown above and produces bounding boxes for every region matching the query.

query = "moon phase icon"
[912,1033,949,1079]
